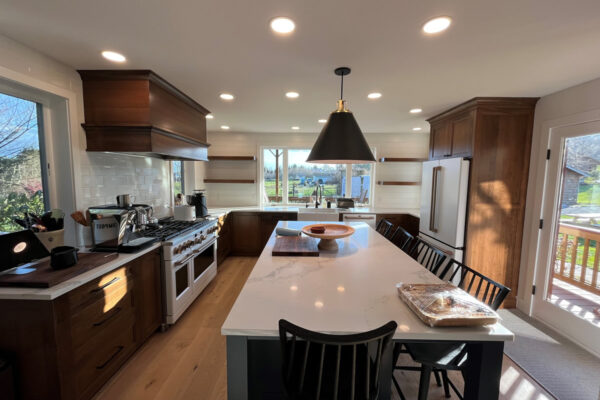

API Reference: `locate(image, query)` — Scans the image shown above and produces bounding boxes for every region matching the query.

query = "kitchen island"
[221,221,513,399]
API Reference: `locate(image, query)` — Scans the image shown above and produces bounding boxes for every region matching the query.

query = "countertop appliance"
[174,205,196,221]
[142,217,219,325]
[336,198,355,209]
[187,190,208,218]
[419,158,470,261]
[88,204,156,252]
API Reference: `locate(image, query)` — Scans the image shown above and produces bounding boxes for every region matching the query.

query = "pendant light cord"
[340,74,344,100]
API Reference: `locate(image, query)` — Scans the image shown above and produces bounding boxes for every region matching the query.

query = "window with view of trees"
[262,148,374,206]
[0,92,47,232]
[173,160,184,197]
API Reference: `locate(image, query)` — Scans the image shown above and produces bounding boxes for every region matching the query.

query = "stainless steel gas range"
[143,218,219,325]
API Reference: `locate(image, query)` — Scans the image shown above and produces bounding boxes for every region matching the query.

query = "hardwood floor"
[95,256,555,400]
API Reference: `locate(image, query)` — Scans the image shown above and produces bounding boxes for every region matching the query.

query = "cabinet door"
[430,122,452,159]
[130,250,162,343]
[451,111,475,157]
[231,213,262,255]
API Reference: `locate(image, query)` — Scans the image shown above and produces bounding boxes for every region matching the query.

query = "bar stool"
[389,226,414,251]
[393,260,511,400]
[279,319,397,400]
[376,219,394,238]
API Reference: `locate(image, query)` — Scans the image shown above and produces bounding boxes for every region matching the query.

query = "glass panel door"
[533,122,600,356]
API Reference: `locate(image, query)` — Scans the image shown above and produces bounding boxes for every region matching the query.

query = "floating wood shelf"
[378,157,427,162]
[204,179,255,184]
[207,156,256,161]
[377,181,421,186]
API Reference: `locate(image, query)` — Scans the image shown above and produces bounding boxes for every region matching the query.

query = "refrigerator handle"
[429,166,442,233]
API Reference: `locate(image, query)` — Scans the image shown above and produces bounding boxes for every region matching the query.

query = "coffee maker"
[186,190,208,218]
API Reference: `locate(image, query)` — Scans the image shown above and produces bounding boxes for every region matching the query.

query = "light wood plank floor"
[95,256,555,400]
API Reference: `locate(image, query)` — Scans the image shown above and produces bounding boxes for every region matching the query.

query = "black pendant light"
[307,67,376,164]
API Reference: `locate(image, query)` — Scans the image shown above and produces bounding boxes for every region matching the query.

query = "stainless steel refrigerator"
[419,157,470,261]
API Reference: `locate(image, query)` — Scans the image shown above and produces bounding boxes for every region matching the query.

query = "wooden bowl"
[301,224,356,251]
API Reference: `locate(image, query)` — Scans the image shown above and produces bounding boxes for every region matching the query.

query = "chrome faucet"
[314,184,323,208]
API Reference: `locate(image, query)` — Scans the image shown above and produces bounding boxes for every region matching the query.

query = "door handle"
[429,166,442,233]
[175,254,195,267]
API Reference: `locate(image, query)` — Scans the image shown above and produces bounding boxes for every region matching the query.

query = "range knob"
[195,237,201,244]
[201,234,207,241]
[174,246,181,255]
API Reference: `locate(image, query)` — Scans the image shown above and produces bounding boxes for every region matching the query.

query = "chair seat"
[404,342,467,370]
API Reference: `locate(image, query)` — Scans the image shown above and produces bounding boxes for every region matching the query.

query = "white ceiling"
[1,0,600,134]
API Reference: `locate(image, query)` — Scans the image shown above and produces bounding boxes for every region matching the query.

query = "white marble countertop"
[221,221,513,342]
[208,206,420,218]
[0,243,161,301]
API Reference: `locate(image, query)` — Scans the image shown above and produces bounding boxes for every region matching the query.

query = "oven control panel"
[163,220,218,261]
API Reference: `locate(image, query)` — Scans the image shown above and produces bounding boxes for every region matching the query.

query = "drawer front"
[74,306,136,399]
[70,279,134,350]
[67,266,129,313]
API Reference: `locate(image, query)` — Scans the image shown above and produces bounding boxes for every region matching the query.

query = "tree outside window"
[0,92,47,232]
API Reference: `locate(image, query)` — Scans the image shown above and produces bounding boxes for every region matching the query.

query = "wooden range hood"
[78,70,210,161]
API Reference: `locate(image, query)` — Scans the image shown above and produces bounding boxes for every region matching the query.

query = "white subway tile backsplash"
[77,153,172,218]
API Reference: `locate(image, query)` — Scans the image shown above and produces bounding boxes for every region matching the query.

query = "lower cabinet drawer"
[66,267,129,313]
[70,281,134,350]
[74,306,136,399]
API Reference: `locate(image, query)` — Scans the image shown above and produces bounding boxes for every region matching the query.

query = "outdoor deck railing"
[555,223,600,296]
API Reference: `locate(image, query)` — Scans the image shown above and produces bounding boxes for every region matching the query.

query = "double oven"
[161,220,218,324]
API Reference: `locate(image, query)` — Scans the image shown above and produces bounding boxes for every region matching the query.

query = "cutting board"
[0,252,119,288]
[272,236,319,257]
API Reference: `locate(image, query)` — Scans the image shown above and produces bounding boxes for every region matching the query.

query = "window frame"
[259,146,376,206]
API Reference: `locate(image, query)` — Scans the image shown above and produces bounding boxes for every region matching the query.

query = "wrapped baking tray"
[396,283,499,327]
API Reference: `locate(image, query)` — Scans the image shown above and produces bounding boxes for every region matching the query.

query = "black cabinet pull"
[92,307,122,327]
[96,345,124,370]
[91,277,120,293]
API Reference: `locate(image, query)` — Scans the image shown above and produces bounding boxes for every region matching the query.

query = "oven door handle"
[175,254,195,267]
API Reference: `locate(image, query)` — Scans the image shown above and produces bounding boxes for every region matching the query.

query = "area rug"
[498,309,600,400]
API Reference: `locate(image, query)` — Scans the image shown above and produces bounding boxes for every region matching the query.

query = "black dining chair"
[393,260,511,400]
[389,226,414,252]
[279,319,397,400]
[406,237,448,276]
[376,219,394,238]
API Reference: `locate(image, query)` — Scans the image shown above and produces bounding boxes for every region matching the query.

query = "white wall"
[199,131,429,208]
[519,76,600,311]
[0,34,174,244]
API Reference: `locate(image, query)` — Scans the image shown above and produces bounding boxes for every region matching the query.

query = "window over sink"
[261,147,375,206]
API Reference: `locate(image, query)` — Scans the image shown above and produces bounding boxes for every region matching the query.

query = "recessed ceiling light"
[220,93,234,101]
[367,92,382,99]
[206,114,214,119]
[270,17,295,34]
[409,108,422,114]
[412,127,422,131]
[285,91,299,99]
[220,125,230,130]
[318,119,327,124]
[423,16,452,34]
[291,126,300,130]
[101,50,126,63]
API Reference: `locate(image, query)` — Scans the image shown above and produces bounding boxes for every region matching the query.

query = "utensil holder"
[35,229,65,251]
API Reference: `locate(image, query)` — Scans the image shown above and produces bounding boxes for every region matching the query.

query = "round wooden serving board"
[301,224,355,251]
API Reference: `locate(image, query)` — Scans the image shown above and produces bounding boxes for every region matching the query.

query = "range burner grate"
[142,219,213,241]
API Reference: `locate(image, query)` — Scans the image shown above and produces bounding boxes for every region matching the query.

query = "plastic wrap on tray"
[396,283,499,327]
